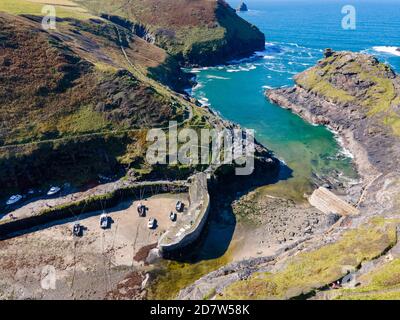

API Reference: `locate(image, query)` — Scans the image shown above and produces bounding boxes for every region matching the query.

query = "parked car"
[148,218,157,229]
[73,223,82,237]
[169,212,177,222]
[6,195,22,206]
[100,213,109,229]
[137,203,146,217]
[47,186,61,196]
[176,201,184,212]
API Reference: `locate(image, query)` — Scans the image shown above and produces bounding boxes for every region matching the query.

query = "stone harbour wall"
[158,172,210,257]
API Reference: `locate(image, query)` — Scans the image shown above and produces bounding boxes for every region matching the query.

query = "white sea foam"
[206,75,230,80]
[226,65,257,73]
[198,97,210,106]
[262,85,273,89]
[373,46,400,56]
[279,158,287,166]
[327,127,355,159]
[243,65,257,71]
[266,67,285,73]
[192,82,203,91]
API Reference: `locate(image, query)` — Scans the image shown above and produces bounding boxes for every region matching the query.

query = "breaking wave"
[372,46,400,57]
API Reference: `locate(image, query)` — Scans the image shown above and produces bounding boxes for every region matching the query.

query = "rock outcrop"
[237,2,248,12]
[267,50,400,179]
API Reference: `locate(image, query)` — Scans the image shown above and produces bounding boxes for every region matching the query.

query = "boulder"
[324,48,334,58]
[146,248,162,264]
[237,2,248,12]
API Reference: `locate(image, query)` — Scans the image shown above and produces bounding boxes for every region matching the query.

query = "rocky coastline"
[176,50,400,300]
[266,50,400,212]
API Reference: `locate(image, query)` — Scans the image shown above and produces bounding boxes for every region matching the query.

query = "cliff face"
[78,0,265,66]
[267,50,400,175]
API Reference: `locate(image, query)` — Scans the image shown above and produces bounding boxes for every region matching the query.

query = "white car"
[47,186,61,196]
[6,194,22,206]
[100,214,109,229]
[170,212,177,222]
[176,201,184,212]
[148,218,157,229]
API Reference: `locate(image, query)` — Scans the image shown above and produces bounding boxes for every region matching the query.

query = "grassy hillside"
[295,51,400,136]
[220,218,398,300]
[0,7,203,194]
[332,258,400,300]
[77,0,265,65]
[0,0,268,194]
[0,0,93,19]
[0,13,185,146]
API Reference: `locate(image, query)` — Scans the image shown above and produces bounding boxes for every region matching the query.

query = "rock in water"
[397,47,400,52]
[324,48,334,58]
[237,2,248,12]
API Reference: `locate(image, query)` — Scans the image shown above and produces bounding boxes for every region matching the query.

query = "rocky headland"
[78,0,265,66]
[267,49,400,210]
[237,2,248,12]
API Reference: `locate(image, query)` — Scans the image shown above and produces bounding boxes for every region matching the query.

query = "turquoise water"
[190,0,400,198]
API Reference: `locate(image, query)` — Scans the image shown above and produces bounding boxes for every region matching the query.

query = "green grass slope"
[220,218,398,300]
[0,11,201,194]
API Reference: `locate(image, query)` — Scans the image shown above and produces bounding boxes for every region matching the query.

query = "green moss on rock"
[294,51,400,136]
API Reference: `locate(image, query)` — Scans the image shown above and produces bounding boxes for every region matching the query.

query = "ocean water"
[189,0,400,199]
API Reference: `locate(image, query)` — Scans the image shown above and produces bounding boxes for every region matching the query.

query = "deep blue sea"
[185,0,400,261]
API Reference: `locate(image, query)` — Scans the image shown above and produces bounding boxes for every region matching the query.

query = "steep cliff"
[77,0,265,66]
